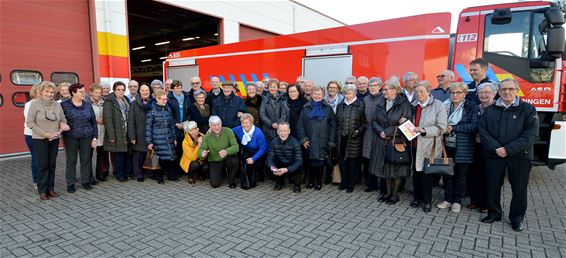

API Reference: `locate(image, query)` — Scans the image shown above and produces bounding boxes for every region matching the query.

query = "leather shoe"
[306,184,313,189]
[410,200,421,208]
[82,183,92,190]
[324,178,332,185]
[137,178,144,182]
[480,215,502,223]
[386,196,399,205]
[346,188,353,193]
[363,187,375,192]
[338,185,347,190]
[229,183,237,189]
[273,184,282,191]
[512,223,524,232]
[422,204,432,213]
[293,185,301,193]
[47,191,59,197]
[377,194,389,202]
[314,185,321,191]
[67,185,76,193]
[39,194,49,200]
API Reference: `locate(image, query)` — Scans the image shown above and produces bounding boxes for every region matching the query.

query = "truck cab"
[452,1,566,168]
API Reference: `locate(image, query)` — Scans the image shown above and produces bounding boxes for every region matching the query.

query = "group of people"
[23,58,538,232]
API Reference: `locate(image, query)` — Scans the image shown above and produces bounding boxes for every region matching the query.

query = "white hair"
[208,115,222,126]
[183,121,198,133]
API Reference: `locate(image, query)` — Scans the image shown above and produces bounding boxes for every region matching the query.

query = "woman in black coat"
[128,84,154,182]
[245,82,263,129]
[335,84,365,193]
[437,82,479,213]
[188,89,211,133]
[297,85,336,190]
[369,80,412,204]
[286,84,307,139]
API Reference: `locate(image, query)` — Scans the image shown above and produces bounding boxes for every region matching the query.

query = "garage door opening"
[127,0,220,83]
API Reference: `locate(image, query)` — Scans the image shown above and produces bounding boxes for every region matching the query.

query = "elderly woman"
[436,82,480,212]
[362,77,382,193]
[335,83,365,193]
[410,81,448,212]
[245,82,263,129]
[56,82,71,102]
[279,81,289,94]
[27,81,70,200]
[89,84,109,182]
[286,84,307,139]
[104,81,131,182]
[368,79,412,204]
[61,83,98,192]
[128,83,154,182]
[260,79,289,143]
[297,85,337,190]
[199,116,240,188]
[100,82,111,100]
[325,80,344,113]
[188,89,211,133]
[233,114,268,189]
[146,89,177,184]
[24,83,43,189]
[180,121,208,184]
[468,82,498,213]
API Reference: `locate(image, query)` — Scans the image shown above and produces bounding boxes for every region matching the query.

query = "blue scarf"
[307,101,326,121]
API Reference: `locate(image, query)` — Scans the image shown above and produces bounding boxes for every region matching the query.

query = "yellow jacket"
[180,132,203,173]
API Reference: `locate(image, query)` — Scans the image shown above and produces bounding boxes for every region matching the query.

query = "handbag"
[332,165,341,184]
[385,126,411,164]
[423,137,454,176]
[142,149,161,170]
[240,164,256,190]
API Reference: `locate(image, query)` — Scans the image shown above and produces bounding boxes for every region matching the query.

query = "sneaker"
[437,201,452,209]
[451,203,461,213]
[33,183,38,190]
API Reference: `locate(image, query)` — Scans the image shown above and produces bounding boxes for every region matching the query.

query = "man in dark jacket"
[478,78,538,232]
[467,58,491,104]
[268,122,303,192]
[212,81,247,128]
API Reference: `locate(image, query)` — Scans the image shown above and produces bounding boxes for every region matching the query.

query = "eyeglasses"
[499,87,517,92]
[436,75,446,79]
[115,88,125,91]
[450,91,464,95]
[128,85,138,88]
[191,82,200,85]
[158,97,168,101]
[369,84,380,87]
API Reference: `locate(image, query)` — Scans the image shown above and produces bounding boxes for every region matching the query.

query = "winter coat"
[267,136,303,174]
[145,102,177,161]
[167,91,191,124]
[260,93,289,142]
[479,98,538,160]
[103,93,130,152]
[187,103,211,133]
[362,93,380,158]
[412,96,448,171]
[446,99,480,164]
[128,94,154,152]
[212,93,247,128]
[245,94,263,128]
[335,98,365,159]
[232,125,269,162]
[296,101,337,160]
[368,94,413,176]
[180,132,204,173]
[286,96,308,139]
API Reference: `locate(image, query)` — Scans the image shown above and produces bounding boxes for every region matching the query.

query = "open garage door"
[128,0,220,83]
[303,55,352,87]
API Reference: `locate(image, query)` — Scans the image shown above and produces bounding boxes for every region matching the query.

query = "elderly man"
[261,76,270,97]
[268,122,303,192]
[199,115,240,188]
[356,76,370,100]
[164,79,173,93]
[303,79,314,100]
[212,81,247,128]
[468,58,491,104]
[479,78,538,232]
[151,79,163,93]
[296,76,306,87]
[127,80,139,101]
[344,76,356,86]
[431,70,454,102]
[187,76,202,102]
[402,72,418,103]
[209,76,223,102]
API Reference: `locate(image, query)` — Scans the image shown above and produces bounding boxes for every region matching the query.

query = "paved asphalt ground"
[1,153,565,257]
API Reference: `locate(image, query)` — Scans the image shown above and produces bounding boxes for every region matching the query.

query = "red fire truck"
[164,1,566,168]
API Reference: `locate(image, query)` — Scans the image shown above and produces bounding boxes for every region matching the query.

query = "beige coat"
[412,96,448,171]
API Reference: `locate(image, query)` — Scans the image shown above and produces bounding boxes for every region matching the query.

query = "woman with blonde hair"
[23,83,43,189]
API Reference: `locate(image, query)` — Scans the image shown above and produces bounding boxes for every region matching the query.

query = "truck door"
[167,65,199,91]
[303,55,352,87]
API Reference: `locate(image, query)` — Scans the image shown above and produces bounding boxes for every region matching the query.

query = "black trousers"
[33,138,59,194]
[308,160,324,187]
[64,137,93,186]
[209,155,239,188]
[158,159,177,181]
[132,151,147,179]
[362,157,379,189]
[93,146,109,180]
[273,159,304,186]
[339,157,360,191]
[413,171,434,204]
[468,145,487,208]
[485,158,531,225]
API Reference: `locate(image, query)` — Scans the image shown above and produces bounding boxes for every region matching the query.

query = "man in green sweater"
[199,116,240,188]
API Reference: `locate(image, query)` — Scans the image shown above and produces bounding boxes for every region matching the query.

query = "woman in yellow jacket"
[180,121,208,184]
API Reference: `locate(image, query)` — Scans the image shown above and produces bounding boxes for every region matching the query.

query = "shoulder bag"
[423,137,454,176]
[385,126,411,164]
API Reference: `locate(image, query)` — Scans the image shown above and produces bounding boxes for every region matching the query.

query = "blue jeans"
[24,135,38,183]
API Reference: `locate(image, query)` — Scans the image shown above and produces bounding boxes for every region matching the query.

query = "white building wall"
[161,0,344,43]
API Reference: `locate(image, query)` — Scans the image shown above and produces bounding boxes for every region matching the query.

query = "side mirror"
[547,27,565,57]
[545,6,565,26]
[492,8,512,24]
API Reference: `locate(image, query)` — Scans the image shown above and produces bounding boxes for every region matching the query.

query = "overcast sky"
[294,0,542,32]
